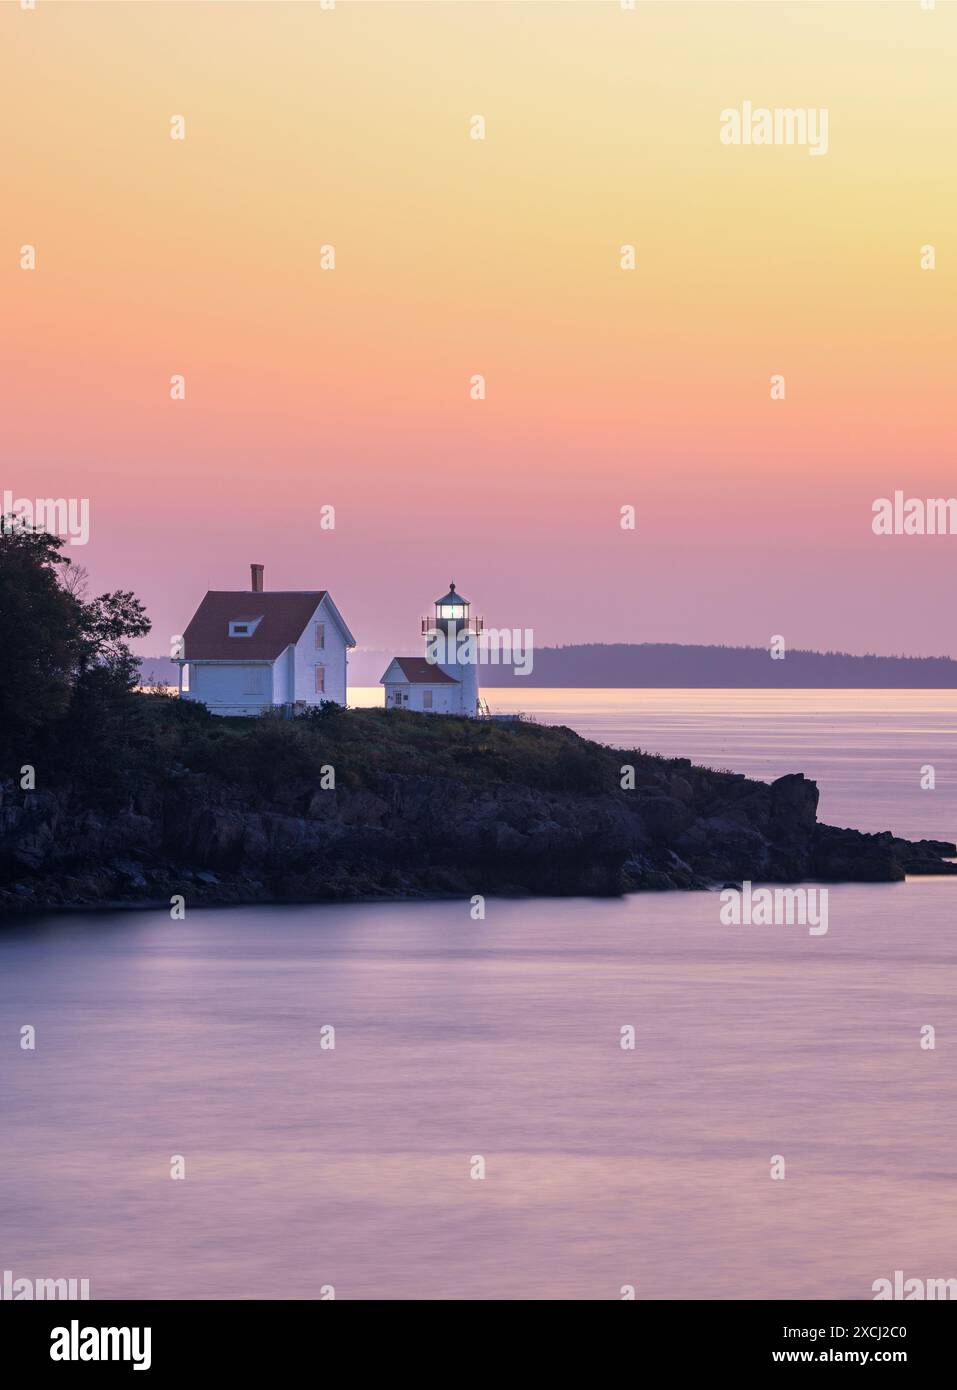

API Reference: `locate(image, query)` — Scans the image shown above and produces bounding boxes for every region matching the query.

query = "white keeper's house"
[177,564,356,716]
[380,582,483,717]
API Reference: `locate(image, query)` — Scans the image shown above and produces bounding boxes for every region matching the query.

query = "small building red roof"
[383,657,460,685]
[184,591,328,661]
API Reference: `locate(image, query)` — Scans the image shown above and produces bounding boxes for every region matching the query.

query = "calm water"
[2,690,956,1300]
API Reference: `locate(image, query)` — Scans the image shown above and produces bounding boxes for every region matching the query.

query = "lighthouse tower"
[422,583,483,717]
[379,582,484,716]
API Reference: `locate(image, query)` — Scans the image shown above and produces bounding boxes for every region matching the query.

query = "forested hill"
[486,644,957,688]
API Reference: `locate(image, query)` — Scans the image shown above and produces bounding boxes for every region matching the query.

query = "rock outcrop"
[2,732,954,915]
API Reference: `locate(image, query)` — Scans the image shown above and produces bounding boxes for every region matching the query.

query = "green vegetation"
[52,693,664,803]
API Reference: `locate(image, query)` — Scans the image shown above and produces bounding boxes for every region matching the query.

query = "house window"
[244,668,265,695]
[315,622,325,650]
[423,690,433,709]
[229,617,261,638]
[315,666,325,694]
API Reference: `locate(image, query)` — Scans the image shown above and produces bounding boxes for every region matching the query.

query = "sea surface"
[2,690,956,1300]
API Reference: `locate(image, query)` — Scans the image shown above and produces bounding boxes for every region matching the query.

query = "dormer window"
[228,616,262,638]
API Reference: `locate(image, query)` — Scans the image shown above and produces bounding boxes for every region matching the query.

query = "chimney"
[250,563,264,593]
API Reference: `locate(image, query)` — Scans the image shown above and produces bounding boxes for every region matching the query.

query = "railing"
[421,616,484,635]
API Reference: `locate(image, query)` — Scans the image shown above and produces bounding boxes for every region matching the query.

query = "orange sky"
[2,0,955,656]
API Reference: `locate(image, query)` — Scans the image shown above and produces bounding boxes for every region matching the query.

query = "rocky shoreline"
[3,713,955,916]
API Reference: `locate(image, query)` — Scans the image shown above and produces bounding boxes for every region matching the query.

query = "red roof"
[384,657,459,685]
[184,591,328,660]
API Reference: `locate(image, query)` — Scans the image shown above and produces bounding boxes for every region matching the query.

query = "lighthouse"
[379,582,484,717]
[424,583,482,716]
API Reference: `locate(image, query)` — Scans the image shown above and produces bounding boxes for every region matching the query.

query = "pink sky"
[3,1,955,658]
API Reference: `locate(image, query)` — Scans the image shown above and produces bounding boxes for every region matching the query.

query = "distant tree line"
[487,642,957,688]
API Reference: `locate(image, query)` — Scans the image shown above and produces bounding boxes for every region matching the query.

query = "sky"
[2,0,955,658]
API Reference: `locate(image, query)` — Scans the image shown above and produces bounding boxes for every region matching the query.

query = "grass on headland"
[53,693,678,805]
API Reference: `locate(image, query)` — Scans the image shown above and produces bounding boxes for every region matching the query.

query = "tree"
[0,517,152,768]
[75,588,151,690]
[0,520,82,751]
[59,561,89,601]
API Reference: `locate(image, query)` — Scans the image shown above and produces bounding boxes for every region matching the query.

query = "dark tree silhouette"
[0,518,151,768]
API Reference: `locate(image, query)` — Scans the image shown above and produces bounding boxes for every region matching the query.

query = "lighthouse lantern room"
[422,583,484,638]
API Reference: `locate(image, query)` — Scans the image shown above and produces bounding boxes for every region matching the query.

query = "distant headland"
[431,643,957,689]
[139,643,957,691]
